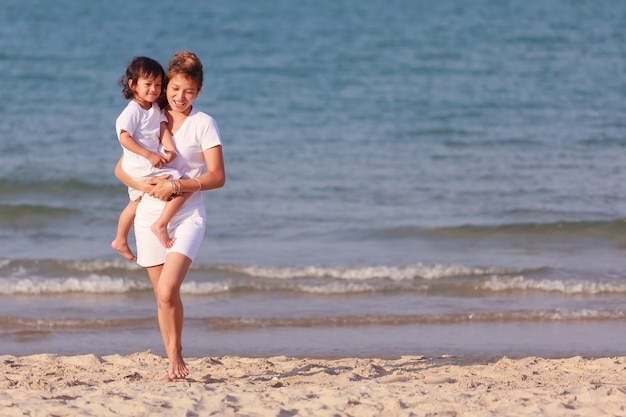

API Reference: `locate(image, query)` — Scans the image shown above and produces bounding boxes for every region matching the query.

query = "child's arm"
[160,122,177,163]
[119,130,167,168]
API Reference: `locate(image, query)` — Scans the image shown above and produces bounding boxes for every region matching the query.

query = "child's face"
[130,74,163,109]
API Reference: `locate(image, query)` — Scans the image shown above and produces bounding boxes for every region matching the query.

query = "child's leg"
[150,193,192,248]
[111,200,139,261]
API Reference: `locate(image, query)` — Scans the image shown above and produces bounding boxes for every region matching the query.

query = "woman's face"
[166,74,200,116]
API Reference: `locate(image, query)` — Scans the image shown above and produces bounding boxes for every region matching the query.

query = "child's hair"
[119,56,165,100]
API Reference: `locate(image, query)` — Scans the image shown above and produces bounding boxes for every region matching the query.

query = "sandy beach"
[1,351,624,416]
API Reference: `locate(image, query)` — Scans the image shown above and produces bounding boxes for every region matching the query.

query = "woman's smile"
[166,74,199,115]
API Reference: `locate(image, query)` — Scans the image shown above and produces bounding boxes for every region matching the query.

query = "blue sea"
[1,0,626,359]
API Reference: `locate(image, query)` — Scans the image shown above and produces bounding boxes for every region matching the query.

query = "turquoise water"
[1,0,626,358]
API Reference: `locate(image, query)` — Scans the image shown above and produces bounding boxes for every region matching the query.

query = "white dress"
[134,108,222,267]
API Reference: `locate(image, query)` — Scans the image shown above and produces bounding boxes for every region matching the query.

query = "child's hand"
[147,152,167,168]
[163,149,177,163]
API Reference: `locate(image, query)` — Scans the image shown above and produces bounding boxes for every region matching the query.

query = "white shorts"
[134,194,206,267]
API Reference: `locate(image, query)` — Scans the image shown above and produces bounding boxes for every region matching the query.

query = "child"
[111,56,190,260]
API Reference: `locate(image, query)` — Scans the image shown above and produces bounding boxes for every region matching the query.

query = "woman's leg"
[146,264,168,360]
[146,253,192,380]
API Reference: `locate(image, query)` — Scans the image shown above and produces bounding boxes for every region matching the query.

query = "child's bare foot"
[111,239,137,261]
[151,223,176,248]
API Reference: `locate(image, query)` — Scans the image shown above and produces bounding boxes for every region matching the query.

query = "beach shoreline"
[1,351,624,416]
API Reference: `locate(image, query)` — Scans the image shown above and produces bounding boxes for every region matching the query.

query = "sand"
[0,351,624,416]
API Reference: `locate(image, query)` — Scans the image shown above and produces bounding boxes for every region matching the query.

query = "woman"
[115,51,225,380]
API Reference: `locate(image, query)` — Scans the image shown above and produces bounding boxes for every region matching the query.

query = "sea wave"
[481,276,626,295]
[219,263,516,281]
[0,275,151,295]
[1,309,623,332]
[0,204,81,224]
[0,259,144,275]
[1,178,121,196]
[0,316,154,331]
[378,219,626,240]
[0,259,523,281]
[2,259,625,296]
[196,310,626,329]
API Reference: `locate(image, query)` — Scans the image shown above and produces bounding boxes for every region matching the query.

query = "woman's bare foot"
[151,223,176,248]
[111,239,137,261]
[164,353,189,381]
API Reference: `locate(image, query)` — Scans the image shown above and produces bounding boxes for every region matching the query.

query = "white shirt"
[116,101,167,180]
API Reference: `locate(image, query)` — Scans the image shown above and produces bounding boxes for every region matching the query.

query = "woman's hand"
[116,157,172,200]
[147,175,174,200]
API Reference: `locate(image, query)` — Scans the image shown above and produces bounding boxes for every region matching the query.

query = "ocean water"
[1,0,626,358]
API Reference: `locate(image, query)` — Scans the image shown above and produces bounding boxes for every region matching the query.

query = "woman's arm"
[196,144,226,191]
[114,156,154,194]
[148,145,225,200]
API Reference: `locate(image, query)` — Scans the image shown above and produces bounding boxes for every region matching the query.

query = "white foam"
[180,281,230,295]
[0,275,149,295]
[227,263,512,281]
[482,276,626,294]
[296,282,379,294]
[64,259,144,272]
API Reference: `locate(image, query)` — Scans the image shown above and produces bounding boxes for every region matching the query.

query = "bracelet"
[170,180,176,197]
[192,177,202,192]
[170,179,182,197]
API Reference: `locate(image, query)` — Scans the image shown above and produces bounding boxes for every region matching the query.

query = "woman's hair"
[168,51,204,88]
[157,51,204,109]
[119,56,165,100]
